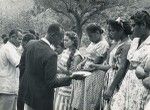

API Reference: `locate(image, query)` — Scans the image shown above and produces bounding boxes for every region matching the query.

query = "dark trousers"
[17,79,24,110]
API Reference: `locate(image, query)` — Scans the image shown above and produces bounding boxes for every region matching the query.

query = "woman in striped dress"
[54,31,82,110]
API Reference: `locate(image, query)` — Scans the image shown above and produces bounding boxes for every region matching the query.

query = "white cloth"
[127,36,150,67]
[0,42,21,94]
[24,104,34,110]
[85,39,109,61]
[41,37,55,50]
[145,100,150,110]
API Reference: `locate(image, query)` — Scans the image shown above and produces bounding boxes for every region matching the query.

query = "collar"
[41,37,55,50]
[137,35,150,49]
[7,41,17,49]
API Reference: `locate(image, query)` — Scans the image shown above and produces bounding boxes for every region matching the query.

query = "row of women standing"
[54,10,150,110]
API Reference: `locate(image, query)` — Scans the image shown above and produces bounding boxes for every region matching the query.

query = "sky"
[0,0,34,18]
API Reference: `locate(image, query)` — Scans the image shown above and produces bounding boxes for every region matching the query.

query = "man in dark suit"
[21,24,83,110]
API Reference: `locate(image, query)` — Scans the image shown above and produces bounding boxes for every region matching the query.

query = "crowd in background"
[0,10,150,110]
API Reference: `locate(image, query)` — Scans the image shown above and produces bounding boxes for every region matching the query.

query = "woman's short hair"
[65,31,78,49]
[131,10,150,29]
[9,29,22,38]
[86,23,104,34]
[22,33,35,42]
[107,19,132,35]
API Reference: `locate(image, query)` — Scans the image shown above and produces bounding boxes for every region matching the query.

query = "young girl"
[54,31,82,110]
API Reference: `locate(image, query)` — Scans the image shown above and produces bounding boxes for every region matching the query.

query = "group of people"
[0,10,150,110]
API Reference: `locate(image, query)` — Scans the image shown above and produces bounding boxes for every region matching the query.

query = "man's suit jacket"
[20,40,71,110]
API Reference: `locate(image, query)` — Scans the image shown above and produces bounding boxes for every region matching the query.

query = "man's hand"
[70,74,85,80]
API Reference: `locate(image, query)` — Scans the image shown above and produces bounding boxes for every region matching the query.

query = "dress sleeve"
[95,41,109,57]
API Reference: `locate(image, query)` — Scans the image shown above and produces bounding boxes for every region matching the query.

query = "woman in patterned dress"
[76,24,109,110]
[102,18,132,110]
[54,31,82,110]
[90,18,132,110]
[106,10,150,110]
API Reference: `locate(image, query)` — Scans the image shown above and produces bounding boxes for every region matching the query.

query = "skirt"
[54,86,72,110]
[83,70,106,110]
[71,80,85,110]
[110,70,149,110]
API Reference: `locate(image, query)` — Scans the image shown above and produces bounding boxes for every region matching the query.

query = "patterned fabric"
[71,80,85,110]
[84,70,106,110]
[54,49,82,110]
[110,36,150,110]
[83,39,109,110]
[83,40,109,70]
[103,40,131,110]
[55,94,71,110]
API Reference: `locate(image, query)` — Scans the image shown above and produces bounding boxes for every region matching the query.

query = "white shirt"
[41,37,55,50]
[0,41,21,94]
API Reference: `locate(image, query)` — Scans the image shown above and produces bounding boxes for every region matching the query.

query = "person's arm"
[89,63,111,71]
[44,54,84,89]
[45,54,72,89]
[5,46,20,67]
[58,63,69,74]
[72,55,82,71]
[104,44,130,100]
[76,57,87,70]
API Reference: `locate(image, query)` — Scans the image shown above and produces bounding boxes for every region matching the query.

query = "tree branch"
[51,6,75,25]
[61,0,69,10]
[68,8,81,23]
[81,4,118,26]
[81,1,106,18]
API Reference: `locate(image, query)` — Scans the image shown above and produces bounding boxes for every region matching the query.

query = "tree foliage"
[33,0,117,41]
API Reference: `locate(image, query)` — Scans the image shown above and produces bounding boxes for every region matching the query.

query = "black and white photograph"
[0,0,150,110]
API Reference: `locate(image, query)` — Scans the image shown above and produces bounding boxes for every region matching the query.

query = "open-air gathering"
[0,0,150,110]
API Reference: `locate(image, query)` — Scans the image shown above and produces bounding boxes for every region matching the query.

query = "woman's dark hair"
[1,34,9,44]
[29,29,36,35]
[3,37,9,44]
[131,10,150,29]
[9,29,22,38]
[65,31,79,70]
[1,34,7,39]
[107,19,132,35]
[22,34,35,42]
[86,23,104,34]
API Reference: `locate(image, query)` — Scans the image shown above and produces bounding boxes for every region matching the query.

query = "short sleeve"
[95,41,109,57]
